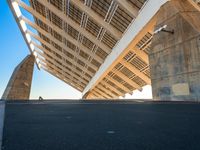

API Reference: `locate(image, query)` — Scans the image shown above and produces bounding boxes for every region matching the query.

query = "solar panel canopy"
[8,0,164,99]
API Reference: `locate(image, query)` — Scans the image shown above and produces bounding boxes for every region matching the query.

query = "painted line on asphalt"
[107,130,115,134]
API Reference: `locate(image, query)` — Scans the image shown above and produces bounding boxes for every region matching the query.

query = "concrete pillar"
[2,55,35,100]
[150,0,200,101]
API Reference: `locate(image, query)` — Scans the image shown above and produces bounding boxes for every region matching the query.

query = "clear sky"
[0,0,152,100]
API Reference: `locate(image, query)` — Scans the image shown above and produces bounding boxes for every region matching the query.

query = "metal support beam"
[70,0,122,39]
[120,60,151,84]
[16,0,108,61]
[43,67,84,91]
[32,40,93,80]
[24,21,99,71]
[30,0,111,54]
[94,88,112,99]
[112,70,142,91]
[97,84,119,98]
[115,0,139,18]
[83,0,168,96]
[105,75,132,94]
[133,48,149,64]
[40,58,88,85]
[92,90,105,99]
[28,30,95,77]
[100,80,125,96]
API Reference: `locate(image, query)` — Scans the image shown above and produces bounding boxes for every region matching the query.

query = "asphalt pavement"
[2,100,200,150]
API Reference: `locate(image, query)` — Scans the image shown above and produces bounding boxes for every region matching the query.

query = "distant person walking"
[39,96,43,101]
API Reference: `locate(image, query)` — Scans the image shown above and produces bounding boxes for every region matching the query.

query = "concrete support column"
[2,55,35,100]
[150,0,200,101]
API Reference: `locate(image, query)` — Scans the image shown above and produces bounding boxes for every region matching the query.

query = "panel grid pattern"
[24,0,147,97]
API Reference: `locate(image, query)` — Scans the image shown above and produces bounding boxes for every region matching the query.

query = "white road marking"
[107,131,115,134]
[65,116,72,119]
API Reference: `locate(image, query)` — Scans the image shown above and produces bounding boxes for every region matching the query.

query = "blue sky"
[0,0,152,100]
